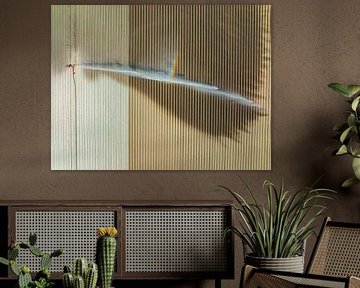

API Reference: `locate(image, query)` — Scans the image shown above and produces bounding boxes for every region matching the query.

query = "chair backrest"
[307,217,360,277]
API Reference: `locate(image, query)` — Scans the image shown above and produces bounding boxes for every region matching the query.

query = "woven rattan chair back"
[307,217,360,278]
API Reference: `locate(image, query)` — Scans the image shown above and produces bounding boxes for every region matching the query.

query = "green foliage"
[32,278,54,288]
[0,232,63,288]
[0,257,9,266]
[221,179,335,258]
[329,82,360,187]
[35,268,51,282]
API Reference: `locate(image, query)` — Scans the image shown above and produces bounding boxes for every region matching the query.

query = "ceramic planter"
[245,254,305,273]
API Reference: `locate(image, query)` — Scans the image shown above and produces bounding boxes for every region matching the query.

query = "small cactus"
[74,275,85,288]
[63,259,98,288]
[63,272,74,288]
[74,258,88,279]
[10,260,20,276]
[19,243,29,249]
[96,227,118,288]
[41,253,52,270]
[0,232,63,288]
[18,269,32,288]
[9,247,19,260]
[29,232,37,246]
[51,248,64,258]
[29,245,44,257]
[35,268,51,281]
[85,263,98,288]
[21,265,30,274]
[64,265,72,273]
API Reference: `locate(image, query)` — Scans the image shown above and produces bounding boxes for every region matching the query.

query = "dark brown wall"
[1,0,360,287]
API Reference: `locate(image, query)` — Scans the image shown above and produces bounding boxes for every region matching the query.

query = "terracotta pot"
[245,254,305,273]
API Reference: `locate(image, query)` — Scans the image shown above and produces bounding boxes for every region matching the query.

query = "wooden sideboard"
[0,201,234,288]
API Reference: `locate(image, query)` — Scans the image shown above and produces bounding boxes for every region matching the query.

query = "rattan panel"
[125,210,227,272]
[277,275,345,288]
[15,211,115,272]
[309,226,360,277]
[247,273,296,288]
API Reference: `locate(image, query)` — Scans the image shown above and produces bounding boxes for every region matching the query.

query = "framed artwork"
[51,5,271,170]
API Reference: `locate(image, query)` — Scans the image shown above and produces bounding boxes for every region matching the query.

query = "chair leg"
[240,265,255,288]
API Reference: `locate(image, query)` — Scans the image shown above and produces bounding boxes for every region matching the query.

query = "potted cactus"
[96,227,118,288]
[0,232,63,288]
[62,258,98,288]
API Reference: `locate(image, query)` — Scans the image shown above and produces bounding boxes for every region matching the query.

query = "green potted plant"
[0,232,63,288]
[221,179,334,273]
[328,83,360,187]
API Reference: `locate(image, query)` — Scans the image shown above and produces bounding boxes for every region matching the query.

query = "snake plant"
[328,83,360,187]
[221,179,335,258]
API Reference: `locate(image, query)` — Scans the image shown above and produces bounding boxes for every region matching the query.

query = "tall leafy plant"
[222,180,334,258]
[328,83,360,187]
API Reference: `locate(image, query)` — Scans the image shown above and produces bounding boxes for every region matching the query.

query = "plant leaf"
[340,126,353,143]
[0,257,9,266]
[352,157,360,179]
[342,177,360,188]
[328,83,351,97]
[336,145,348,155]
[351,96,360,111]
[349,135,360,157]
[347,85,360,97]
[347,114,356,128]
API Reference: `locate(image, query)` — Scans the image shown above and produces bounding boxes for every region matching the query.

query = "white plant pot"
[245,254,305,273]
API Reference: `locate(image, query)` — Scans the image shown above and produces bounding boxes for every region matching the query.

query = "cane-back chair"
[241,217,360,288]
